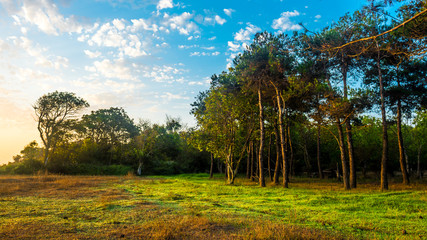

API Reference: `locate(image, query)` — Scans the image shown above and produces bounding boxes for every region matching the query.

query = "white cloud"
[144,65,185,83]
[201,46,215,50]
[227,41,240,52]
[178,44,199,49]
[233,23,260,41]
[84,50,102,59]
[215,15,226,25]
[10,36,68,69]
[161,92,189,101]
[112,18,126,31]
[223,8,235,17]
[188,81,203,86]
[72,79,145,93]
[272,10,302,32]
[163,12,199,36]
[86,58,135,80]
[190,51,220,57]
[3,0,84,36]
[88,20,148,57]
[130,19,159,32]
[315,15,322,19]
[157,0,173,10]
[208,36,216,41]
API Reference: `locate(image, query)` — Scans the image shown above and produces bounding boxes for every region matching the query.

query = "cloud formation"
[157,0,174,10]
[224,8,235,17]
[272,10,302,32]
[2,0,84,35]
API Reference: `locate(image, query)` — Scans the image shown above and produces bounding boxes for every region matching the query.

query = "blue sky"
[0,0,370,163]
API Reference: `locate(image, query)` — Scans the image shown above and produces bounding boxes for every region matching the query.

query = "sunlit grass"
[0,174,425,239]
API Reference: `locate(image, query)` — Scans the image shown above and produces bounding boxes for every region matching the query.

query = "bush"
[13,159,44,174]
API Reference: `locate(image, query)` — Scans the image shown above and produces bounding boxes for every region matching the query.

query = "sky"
[0,0,371,164]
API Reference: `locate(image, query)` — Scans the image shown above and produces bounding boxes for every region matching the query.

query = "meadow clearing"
[0,174,426,239]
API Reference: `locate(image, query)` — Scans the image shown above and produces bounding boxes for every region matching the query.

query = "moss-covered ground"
[0,174,425,239]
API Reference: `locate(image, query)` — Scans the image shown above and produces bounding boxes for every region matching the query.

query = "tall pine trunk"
[317,123,323,179]
[342,63,356,188]
[268,133,272,181]
[417,144,422,179]
[346,122,356,188]
[397,98,410,184]
[377,44,389,191]
[273,124,281,184]
[336,119,350,190]
[288,124,294,178]
[274,88,289,188]
[251,141,255,181]
[246,143,251,179]
[258,87,266,187]
[210,153,214,179]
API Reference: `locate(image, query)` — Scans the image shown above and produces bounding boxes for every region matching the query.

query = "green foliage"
[80,107,139,145]
[34,91,89,166]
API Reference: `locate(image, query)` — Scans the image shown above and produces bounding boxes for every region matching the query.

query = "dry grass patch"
[0,175,131,199]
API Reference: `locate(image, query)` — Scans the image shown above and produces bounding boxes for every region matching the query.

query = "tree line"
[190,0,426,190]
[2,91,209,175]
[1,0,426,191]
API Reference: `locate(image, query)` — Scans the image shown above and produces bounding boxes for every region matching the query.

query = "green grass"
[119,174,426,239]
[0,174,426,239]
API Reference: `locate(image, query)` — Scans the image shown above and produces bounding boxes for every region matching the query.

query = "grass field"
[0,174,426,239]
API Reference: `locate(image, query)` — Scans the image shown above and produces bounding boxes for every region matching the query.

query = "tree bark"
[288,124,294,178]
[274,89,289,188]
[137,161,143,176]
[273,124,281,184]
[43,147,49,167]
[346,121,356,188]
[268,133,272,181]
[336,119,350,190]
[210,152,214,179]
[417,143,422,179]
[258,87,266,187]
[377,45,389,191]
[317,123,323,179]
[246,143,251,179]
[397,98,410,185]
[342,62,356,189]
[250,141,255,181]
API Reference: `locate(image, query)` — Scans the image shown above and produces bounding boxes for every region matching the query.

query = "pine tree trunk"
[275,89,289,188]
[246,143,251,179]
[268,133,272,181]
[137,161,143,176]
[336,119,350,190]
[210,153,214,179]
[397,98,410,185]
[346,122,356,188]
[417,143,422,179]
[255,141,259,178]
[377,47,389,191]
[251,141,255,181]
[317,123,323,179]
[288,124,294,178]
[342,63,356,188]
[258,87,266,187]
[273,124,281,184]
